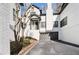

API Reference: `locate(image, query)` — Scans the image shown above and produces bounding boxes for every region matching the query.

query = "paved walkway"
[27,33,79,55]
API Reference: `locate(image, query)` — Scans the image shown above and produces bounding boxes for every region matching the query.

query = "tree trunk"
[14,30,18,44]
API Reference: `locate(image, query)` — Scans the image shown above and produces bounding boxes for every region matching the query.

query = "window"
[53,21,58,27]
[30,12,36,15]
[41,22,45,28]
[60,16,67,27]
[30,21,39,30]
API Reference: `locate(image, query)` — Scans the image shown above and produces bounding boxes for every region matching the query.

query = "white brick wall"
[0,3,15,54]
[59,3,79,45]
[46,3,54,32]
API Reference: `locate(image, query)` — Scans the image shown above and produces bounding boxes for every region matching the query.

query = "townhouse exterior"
[22,3,79,46]
[20,3,54,40]
[20,3,60,41]
[59,3,79,45]
[47,3,79,46]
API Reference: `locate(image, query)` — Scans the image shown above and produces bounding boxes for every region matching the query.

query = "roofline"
[23,3,68,16]
[59,3,69,14]
[40,3,69,16]
[32,5,40,10]
[40,14,46,16]
[23,4,31,16]
[50,3,69,15]
[31,4,42,14]
[23,4,42,17]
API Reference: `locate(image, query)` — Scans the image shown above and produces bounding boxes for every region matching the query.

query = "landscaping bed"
[10,37,37,55]
[10,41,22,55]
[18,39,38,55]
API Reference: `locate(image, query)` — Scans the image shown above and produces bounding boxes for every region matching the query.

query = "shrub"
[20,36,32,47]
[10,36,32,55]
[10,41,22,55]
[22,39,30,47]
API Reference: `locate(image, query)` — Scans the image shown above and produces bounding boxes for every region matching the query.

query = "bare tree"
[9,18,22,43]
[10,4,31,44]
[20,10,31,41]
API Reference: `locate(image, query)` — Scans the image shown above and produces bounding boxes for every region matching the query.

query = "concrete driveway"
[27,33,79,55]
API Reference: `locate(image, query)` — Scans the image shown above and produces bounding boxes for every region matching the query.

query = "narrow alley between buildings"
[27,33,79,55]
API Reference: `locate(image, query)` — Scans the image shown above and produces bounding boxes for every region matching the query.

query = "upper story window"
[41,22,46,28]
[30,12,36,15]
[53,21,58,27]
[60,16,67,27]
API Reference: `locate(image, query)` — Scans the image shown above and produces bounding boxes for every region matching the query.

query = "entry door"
[49,32,58,40]
[30,20,39,30]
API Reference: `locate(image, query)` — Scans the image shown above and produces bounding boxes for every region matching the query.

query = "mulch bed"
[18,39,38,55]
[10,37,38,55]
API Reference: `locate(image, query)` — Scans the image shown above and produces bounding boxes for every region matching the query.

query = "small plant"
[20,36,32,47]
[22,39,30,47]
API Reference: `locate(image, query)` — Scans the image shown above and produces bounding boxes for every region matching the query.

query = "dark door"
[49,32,58,40]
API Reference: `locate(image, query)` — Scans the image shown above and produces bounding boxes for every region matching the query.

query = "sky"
[32,3,47,9]
[20,3,58,16]
[21,3,47,16]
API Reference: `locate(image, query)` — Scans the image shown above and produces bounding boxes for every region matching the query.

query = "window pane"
[41,22,45,28]
[30,12,36,15]
[53,21,58,27]
[60,16,67,27]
